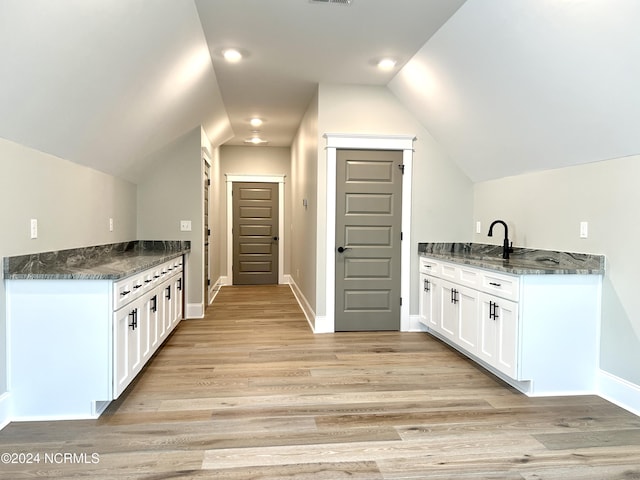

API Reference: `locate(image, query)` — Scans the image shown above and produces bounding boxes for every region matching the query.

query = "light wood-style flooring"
[1,285,640,479]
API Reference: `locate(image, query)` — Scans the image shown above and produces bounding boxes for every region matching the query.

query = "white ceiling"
[194,0,466,147]
[1,0,639,183]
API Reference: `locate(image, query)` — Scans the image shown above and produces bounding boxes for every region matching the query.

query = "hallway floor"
[1,285,639,479]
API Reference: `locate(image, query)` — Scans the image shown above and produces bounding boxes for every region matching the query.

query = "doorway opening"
[321,134,415,333]
[225,174,286,286]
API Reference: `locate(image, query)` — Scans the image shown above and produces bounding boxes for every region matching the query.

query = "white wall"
[316,84,473,316]
[0,137,137,407]
[218,145,292,279]
[137,127,205,316]
[473,155,640,388]
[290,91,320,327]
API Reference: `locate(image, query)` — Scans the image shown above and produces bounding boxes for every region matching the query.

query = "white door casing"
[225,174,286,286]
[321,134,415,333]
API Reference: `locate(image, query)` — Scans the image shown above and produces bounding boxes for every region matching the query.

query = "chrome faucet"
[488,220,514,260]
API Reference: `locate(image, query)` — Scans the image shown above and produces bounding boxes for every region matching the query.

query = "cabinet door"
[456,286,479,355]
[419,273,439,330]
[113,300,142,398]
[161,281,175,336]
[174,274,184,325]
[148,291,160,352]
[439,280,458,340]
[140,292,157,363]
[478,295,498,367]
[494,298,518,379]
[478,293,519,378]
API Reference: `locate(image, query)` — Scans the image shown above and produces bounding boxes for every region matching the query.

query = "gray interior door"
[232,182,279,285]
[335,149,403,331]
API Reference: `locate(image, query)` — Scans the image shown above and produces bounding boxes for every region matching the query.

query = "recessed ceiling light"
[244,136,268,145]
[222,48,243,63]
[377,58,397,70]
[250,117,263,127]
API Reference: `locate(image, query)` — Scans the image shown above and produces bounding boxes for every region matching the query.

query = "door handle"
[337,246,350,253]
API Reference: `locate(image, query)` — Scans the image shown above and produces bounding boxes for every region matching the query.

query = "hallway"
[1,285,639,479]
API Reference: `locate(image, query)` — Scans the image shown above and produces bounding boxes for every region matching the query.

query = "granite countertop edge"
[418,242,605,276]
[3,240,191,281]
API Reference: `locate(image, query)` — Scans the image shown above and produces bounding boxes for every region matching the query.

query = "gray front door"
[232,182,279,285]
[335,149,403,331]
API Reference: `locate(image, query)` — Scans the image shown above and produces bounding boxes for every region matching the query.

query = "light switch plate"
[30,218,38,239]
[580,221,588,239]
[180,220,192,232]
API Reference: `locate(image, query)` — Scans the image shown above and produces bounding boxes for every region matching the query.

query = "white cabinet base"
[6,256,184,421]
[419,256,602,397]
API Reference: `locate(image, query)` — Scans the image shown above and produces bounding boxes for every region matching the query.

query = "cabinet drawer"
[419,257,439,275]
[481,271,519,301]
[458,266,481,288]
[440,262,457,281]
[114,272,147,310]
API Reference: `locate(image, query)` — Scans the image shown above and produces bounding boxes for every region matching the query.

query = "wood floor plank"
[0,284,638,479]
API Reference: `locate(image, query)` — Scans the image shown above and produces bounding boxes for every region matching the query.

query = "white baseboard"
[597,369,640,417]
[313,315,333,333]
[219,276,232,286]
[0,392,11,431]
[287,278,321,332]
[406,314,428,332]
[208,277,224,304]
[186,303,204,319]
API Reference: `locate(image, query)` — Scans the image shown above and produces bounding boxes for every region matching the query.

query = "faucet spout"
[488,220,514,260]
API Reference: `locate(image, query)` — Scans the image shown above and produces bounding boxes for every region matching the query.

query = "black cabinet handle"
[145,279,153,284]
[151,295,157,313]
[120,290,131,296]
[129,308,138,330]
[489,282,502,287]
[451,289,458,304]
[423,278,430,292]
[177,278,182,291]
[489,301,499,320]
[154,275,160,279]
[133,284,142,290]
[166,285,171,300]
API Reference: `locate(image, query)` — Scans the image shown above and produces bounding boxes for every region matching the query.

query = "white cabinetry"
[418,255,601,396]
[477,293,518,379]
[112,257,183,398]
[7,255,184,419]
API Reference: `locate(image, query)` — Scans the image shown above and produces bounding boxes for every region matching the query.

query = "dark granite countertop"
[418,243,604,275]
[3,240,190,280]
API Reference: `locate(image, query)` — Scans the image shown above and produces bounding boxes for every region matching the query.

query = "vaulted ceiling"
[1,0,638,183]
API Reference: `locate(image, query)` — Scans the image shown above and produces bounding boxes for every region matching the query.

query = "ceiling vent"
[309,0,352,5]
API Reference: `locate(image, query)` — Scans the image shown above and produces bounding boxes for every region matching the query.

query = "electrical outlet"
[475,221,482,234]
[109,218,114,232]
[580,221,588,239]
[180,220,192,232]
[30,218,38,239]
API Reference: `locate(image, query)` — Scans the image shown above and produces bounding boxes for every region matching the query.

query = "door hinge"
[400,297,403,306]
[207,279,211,286]
[207,228,211,236]
[398,164,405,174]
[207,179,211,186]
[400,231,403,241]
